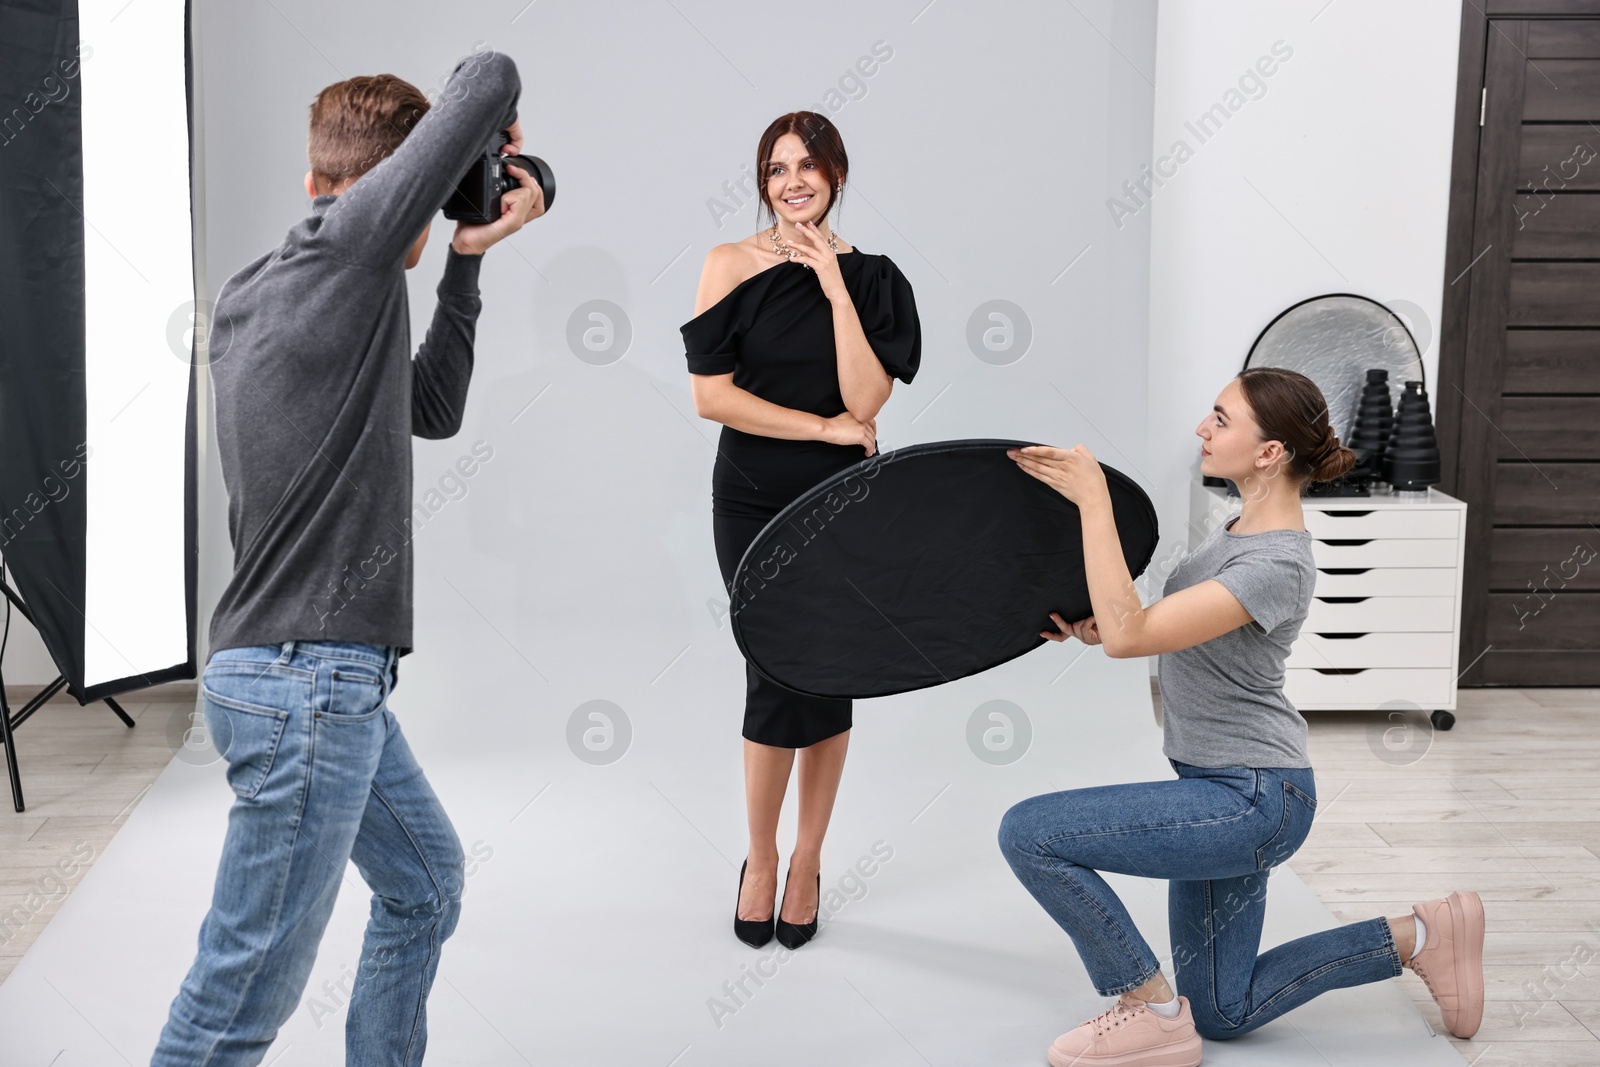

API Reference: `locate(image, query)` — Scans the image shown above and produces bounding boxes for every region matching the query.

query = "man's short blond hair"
[307,74,430,190]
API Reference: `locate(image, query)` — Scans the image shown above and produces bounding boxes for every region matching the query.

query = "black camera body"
[443,133,555,224]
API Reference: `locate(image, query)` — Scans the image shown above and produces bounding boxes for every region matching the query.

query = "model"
[681,111,921,950]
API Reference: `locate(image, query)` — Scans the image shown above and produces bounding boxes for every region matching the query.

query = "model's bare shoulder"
[729,234,782,275]
[693,240,777,317]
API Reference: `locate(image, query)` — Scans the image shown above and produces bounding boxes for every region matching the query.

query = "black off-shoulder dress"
[681,249,921,748]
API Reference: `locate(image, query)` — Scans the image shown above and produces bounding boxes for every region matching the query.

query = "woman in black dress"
[680,112,920,950]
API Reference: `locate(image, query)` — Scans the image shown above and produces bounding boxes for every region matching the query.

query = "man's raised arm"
[319,48,521,269]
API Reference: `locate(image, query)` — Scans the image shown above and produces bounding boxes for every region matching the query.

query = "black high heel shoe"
[734,859,775,948]
[774,870,820,950]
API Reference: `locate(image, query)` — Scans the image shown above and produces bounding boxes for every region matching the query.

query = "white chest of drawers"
[1187,482,1467,726]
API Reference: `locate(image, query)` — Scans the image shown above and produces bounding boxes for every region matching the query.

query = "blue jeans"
[152,640,465,1066]
[998,759,1403,1040]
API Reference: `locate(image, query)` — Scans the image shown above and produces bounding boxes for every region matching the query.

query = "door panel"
[1452,15,1600,685]
[1489,528,1600,588]
[1509,263,1600,325]
[1523,60,1600,116]
[1495,398,1600,457]
[1502,329,1600,391]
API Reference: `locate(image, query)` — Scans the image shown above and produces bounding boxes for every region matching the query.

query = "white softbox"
[0,0,197,702]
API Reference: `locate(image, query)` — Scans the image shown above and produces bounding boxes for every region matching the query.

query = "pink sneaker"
[1047,994,1203,1067]
[1407,890,1485,1039]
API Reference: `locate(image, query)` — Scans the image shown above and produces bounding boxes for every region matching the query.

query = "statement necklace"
[769,222,839,268]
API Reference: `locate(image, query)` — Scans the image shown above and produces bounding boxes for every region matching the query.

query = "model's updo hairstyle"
[754,111,849,230]
[1235,367,1357,492]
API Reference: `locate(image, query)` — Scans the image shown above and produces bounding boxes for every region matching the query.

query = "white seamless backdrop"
[192,0,1160,744]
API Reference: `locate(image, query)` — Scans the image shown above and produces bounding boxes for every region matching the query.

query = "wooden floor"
[1,684,1595,1065]
[1289,689,1600,1066]
[0,692,182,980]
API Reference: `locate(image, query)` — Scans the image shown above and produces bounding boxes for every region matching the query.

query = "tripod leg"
[12,678,68,732]
[1,690,23,813]
[103,697,136,729]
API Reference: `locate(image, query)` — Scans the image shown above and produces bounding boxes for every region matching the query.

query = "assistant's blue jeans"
[152,640,465,1067]
[998,759,1403,1040]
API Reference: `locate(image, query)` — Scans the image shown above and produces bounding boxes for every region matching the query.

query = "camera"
[443,132,555,224]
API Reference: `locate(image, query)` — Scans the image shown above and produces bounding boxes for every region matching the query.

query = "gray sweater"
[207,50,521,657]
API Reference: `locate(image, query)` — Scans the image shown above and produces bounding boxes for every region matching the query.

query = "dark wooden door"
[1445,9,1600,686]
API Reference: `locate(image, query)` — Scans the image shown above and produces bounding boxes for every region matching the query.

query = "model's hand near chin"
[785,220,847,301]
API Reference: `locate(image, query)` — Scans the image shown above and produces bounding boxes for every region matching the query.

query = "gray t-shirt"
[1156,511,1316,768]
[207,51,521,657]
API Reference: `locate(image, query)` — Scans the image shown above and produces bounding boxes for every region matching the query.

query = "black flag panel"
[729,439,1160,699]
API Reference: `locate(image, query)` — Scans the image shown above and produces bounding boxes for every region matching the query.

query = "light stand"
[0,570,135,813]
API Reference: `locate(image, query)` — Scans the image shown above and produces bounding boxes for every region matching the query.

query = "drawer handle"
[1319,539,1373,546]
[1319,568,1372,575]
[1311,668,1369,675]
[1312,632,1369,639]
[1315,596,1370,604]
[1323,510,1375,517]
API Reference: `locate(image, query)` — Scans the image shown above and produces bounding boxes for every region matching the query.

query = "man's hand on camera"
[450,119,543,256]
[449,164,543,255]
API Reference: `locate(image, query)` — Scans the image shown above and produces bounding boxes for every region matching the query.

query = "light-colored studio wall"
[1144,0,1462,573]
[183,0,1158,735]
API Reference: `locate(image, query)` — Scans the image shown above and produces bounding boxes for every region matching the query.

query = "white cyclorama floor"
[0,647,1464,1065]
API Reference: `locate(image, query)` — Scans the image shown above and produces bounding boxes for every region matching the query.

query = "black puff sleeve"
[853,254,921,384]
[681,293,743,376]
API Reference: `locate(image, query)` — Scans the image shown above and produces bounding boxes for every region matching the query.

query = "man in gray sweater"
[152,48,539,1065]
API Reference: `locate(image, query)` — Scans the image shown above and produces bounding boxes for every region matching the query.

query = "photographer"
[152,48,540,1065]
